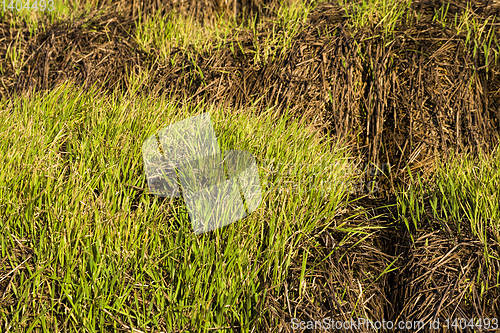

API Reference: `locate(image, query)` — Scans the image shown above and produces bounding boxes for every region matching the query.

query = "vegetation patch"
[1,0,500,331]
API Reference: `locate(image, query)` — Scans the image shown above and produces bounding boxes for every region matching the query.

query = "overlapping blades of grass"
[0,83,367,331]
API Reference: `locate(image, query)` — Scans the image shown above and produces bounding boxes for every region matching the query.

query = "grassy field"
[0,81,376,331]
[1,0,500,332]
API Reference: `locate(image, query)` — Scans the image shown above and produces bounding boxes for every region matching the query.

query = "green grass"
[133,0,500,71]
[341,0,411,36]
[134,0,315,66]
[395,147,500,250]
[0,82,371,331]
[134,10,235,64]
[3,0,500,330]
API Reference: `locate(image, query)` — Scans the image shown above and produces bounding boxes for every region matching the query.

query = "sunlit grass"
[395,146,500,254]
[0,82,370,331]
[340,0,411,37]
[2,0,500,330]
[134,9,238,64]
[134,0,315,66]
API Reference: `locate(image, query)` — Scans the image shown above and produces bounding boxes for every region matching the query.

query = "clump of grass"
[341,0,411,37]
[395,147,500,252]
[134,0,316,67]
[134,9,240,65]
[0,82,365,331]
[252,0,314,63]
